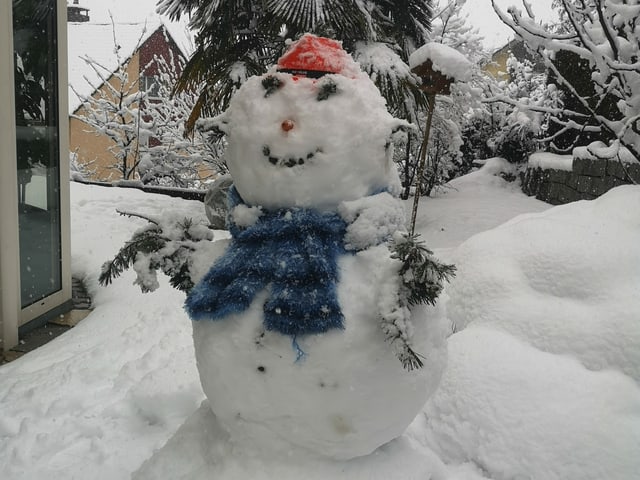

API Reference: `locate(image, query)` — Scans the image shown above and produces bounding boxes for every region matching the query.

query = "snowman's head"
[215,34,406,211]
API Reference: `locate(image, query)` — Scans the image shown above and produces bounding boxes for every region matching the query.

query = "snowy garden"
[2,163,638,480]
[2,0,640,479]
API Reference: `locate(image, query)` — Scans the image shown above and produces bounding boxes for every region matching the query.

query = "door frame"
[0,0,71,351]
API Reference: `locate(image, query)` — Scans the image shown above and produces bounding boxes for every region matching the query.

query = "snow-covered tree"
[136,52,226,187]
[72,20,222,185]
[71,22,150,181]
[157,0,434,130]
[69,150,95,182]
[492,0,640,162]
[430,0,486,62]
[489,54,548,163]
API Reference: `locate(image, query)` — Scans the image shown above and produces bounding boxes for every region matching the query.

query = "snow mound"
[528,151,573,171]
[574,140,638,164]
[424,326,640,480]
[447,185,640,382]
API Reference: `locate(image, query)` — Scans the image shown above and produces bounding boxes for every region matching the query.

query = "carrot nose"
[281,120,295,132]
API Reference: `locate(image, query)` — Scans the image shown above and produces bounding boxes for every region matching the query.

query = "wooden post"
[408,58,454,236]
[409,92,436,236]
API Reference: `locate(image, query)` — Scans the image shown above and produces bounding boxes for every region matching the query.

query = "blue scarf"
[185,187,348,339]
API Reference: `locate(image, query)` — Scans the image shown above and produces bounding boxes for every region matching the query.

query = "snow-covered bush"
[69,150,95,181]
[466,52,549,167]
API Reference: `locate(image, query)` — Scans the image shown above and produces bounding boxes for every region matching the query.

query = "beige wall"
[483,51,511,82]
[70,52,141,181]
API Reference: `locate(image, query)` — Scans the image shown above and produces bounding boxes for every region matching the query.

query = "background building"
[68,18,187,181]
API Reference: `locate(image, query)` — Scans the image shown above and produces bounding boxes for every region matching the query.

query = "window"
[141,75,161,100]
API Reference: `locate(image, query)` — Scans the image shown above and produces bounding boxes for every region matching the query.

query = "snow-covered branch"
[491,0,640,162]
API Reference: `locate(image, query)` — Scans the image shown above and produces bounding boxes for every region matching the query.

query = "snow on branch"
[491,0,640,162]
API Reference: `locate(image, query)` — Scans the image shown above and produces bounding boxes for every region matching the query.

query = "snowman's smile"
[262,145,322,168]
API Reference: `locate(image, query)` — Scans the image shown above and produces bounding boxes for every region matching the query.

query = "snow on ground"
[0,187,207,480]
[414,158,547,252]
[1,163,639,479]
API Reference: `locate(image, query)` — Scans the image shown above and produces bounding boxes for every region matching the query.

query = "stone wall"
[522,157,640,205]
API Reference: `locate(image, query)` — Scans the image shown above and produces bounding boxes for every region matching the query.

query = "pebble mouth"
[262,146,321,168]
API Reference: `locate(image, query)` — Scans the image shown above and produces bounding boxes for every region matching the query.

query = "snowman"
[186,34,452,460]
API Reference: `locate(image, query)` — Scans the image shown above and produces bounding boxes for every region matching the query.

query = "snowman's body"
[187,35,448,460]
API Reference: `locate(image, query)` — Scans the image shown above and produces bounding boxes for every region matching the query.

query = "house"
[483,38,545,81]
[67,0,90,22]
[1,0,71,351]
[68,16,202,182]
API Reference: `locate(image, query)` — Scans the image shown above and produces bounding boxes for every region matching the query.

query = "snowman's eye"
[317,79,338,101]
[262,75,283,97]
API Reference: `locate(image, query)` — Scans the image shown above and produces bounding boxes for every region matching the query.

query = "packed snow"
[574,141,638,165]
[1,167,638,479]
[528,152,573,171]
[211,36,407,211]
[186,34,448,460]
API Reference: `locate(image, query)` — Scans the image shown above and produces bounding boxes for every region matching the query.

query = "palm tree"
[157,0,433,130]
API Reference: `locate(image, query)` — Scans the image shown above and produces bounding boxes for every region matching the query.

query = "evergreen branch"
[100,213,212,294]
[116,209,160,225]
[99,226,166,287]
[391,233,456,306]
[384,327,426,371]
[380,233,456,371]
[166,249,196,292]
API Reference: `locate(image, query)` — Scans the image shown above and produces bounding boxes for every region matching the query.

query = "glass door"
[12,0,63,309]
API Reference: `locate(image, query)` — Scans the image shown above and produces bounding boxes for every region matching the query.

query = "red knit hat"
[277,34,353,78]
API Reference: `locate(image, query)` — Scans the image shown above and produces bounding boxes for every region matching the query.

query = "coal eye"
[317,79,337,101]
[262,75,283,97]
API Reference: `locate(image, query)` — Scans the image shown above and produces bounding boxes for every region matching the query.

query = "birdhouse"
[408,42,472,96]
[410,59,454,95]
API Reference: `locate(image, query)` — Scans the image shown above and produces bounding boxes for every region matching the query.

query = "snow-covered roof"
[409,42,472,82]
[68,20,164,114]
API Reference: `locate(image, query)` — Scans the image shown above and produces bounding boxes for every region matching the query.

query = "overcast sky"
[78,0,558,53]
[461,0,558,50]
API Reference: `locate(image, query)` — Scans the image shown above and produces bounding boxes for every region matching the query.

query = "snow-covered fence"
[522,146,640,205]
